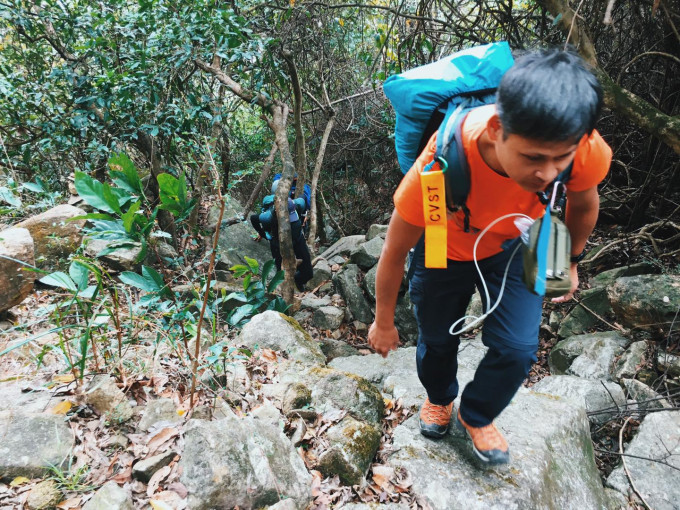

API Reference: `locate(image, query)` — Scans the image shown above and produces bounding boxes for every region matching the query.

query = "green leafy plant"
[225,257,288,327]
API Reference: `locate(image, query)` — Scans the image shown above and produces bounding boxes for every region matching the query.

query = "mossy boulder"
[317,415,382,485]
[15,204,86,269]
[557,287,612,338]
[607,274,680,331]
[590,261,659,288]
[239,311,325,364]
[278,362,384,425]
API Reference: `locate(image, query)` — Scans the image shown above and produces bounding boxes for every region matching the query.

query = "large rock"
[313,306,345,330]
[532,375,626,424]
[84,238,142,272]
[349,236,384,271]
[278,362,384,425]
[306,259,332,289]
[317,415,382,485]
[549,332,620,375]
[557,287,612,338]
[15,204,86,268]
[138,398,182,431]
[239,311,325,364]
[214,196,272,269]
[319,235,366,261]
[333,264,373,323]
[606,410,680,509]
[0,227,36,313]
[621,379,673,410]
[84,375,134,423]
[180,416,312,509]
[612,341,648,381]
[607,275,680,331]
[0,412,74,478]
[366,224,389,241]
[590,262,658,288]
[82,481,133,510]
[566,331,629,381]
[394,293,418,345]
[388,393,608,509]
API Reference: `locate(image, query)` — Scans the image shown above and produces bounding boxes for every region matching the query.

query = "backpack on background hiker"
[383,42,572,298]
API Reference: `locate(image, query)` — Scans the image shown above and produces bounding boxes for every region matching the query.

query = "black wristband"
[570,249,587,264]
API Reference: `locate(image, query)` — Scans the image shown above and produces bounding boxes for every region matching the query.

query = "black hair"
[496,47,603,142]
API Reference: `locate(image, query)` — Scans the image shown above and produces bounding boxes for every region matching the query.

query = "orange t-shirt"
[394,105,612,261]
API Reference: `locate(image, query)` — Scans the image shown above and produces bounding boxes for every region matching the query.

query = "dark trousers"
[270,227,313,291]
[409,239,542,427]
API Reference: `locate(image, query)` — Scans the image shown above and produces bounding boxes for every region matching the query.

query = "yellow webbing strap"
[419,158,448,268]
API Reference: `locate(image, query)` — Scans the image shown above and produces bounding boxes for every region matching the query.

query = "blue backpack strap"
[433,97,476,232]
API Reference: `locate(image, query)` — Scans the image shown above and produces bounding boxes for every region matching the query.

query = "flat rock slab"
[330,339,486,409]
[389,392,607,509]
[332,337,608,509]
[607,410,680,509]
[180,416,312,509]
[0,412,74,478]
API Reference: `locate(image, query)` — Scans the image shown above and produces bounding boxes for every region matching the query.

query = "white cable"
[448,213,532,336]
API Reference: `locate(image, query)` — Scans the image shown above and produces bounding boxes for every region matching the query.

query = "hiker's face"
[489,119,579,193]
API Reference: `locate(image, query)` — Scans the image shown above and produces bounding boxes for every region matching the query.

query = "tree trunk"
[267,104,297,304]
[283,50,308,197]
[307,113,335,255]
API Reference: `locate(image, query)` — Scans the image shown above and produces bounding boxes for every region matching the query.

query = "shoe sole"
[419,419,450,439]
[455,416,510,465]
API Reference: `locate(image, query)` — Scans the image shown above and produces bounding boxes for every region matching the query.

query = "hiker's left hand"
[551,263,579,303]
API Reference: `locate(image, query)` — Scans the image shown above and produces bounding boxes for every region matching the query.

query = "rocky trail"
[1,204,679,509]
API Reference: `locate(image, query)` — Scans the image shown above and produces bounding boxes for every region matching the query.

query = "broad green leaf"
[21,181,45,193]
[261,259,276,283]
[108,153,142,194]
[121,200,141,233]
[242,273,252,290]
[40,272,77,291]
[244,256,259,273]
[119,271,158,292]
[267,269,285,293]
[0,187,21,207]
[101,183,122,214]
[74,171,116,213]
[69,261,90,291]
[142,265,165,290]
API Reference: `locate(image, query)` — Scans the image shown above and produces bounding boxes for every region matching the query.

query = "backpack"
[385,42,573,297]
[273,173,312,213]
[383,42,571,230]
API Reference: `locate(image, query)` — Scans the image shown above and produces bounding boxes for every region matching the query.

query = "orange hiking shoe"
[419,398,454,438]
[456,409,510,465]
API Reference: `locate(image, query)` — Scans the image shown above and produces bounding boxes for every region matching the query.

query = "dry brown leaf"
[52,374,76,384]
[371,465,395,490]
[146,427,179,455]
[652,0,661,16]
[260,348,278,362]
[56,496,82,509]
[147,465,172,498]
[9,476,30,487]
[49,400,73,415]
[166,482,188,499]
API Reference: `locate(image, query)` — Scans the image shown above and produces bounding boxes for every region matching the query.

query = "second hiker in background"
[250,178,313,291]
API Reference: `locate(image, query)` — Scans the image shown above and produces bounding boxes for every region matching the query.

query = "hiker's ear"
[487,114,503,142]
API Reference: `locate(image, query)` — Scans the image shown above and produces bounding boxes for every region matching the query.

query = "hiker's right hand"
[368,322,400,358]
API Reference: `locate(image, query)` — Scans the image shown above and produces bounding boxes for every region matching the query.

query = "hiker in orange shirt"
[368,48,612,465]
